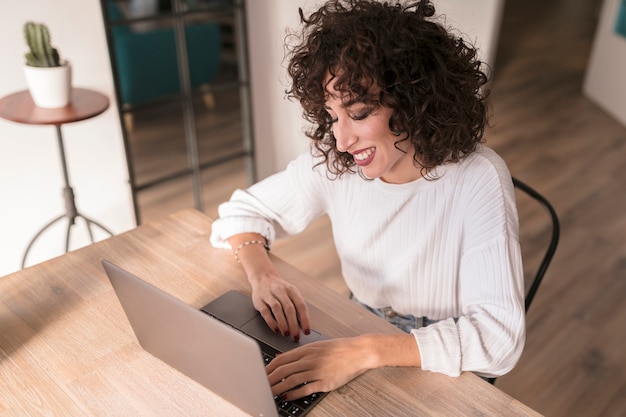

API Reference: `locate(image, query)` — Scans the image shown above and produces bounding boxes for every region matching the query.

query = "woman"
[210,0,525,400]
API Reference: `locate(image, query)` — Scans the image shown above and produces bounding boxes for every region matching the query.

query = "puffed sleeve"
[414,237,526,377]
[210,152,327,249]
[414,154,526,377]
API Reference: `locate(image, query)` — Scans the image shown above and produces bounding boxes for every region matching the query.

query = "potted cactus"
[23,21,72,108]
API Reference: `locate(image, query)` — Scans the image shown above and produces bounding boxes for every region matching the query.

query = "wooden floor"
[483,1,626,416]
[133,0,626,415]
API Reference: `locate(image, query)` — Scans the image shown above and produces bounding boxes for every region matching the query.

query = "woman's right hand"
[228,233,311,341]
[249,269,311,342]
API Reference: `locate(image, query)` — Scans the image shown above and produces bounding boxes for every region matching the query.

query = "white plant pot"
[23,61,72,108]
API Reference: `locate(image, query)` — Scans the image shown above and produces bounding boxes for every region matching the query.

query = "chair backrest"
[511,176,560,313]
[487,176,560,385]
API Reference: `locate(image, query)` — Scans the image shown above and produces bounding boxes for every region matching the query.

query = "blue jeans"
[350,295,439,333]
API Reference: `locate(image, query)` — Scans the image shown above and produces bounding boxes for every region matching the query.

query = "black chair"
[512,177,560,313]
[487,176,560,384]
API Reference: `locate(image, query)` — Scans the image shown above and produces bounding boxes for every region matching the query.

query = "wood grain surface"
[0,209,541,416]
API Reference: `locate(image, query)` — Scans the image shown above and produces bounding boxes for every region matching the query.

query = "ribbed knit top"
[211,145,525,377]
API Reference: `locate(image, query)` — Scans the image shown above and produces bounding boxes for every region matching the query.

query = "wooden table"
[0,88,113,268]
[0,209,542,416]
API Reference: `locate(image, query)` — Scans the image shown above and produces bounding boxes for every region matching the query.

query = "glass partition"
[616,0,626,38]
[102,0,253,224]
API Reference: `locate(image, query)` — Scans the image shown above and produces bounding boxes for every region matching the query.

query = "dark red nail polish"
[284,331,290,337]
[293,335,300,342]
[304,329,311,335]
[274,327,280,333]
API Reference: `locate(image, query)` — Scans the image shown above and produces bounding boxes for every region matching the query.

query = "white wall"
[245,0,318,179]
[0,1,135,276]
[434,0,504,71]
[584,0,626,127]
[246,0,504,179]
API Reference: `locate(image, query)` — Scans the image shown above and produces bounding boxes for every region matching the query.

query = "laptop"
[101,259,327,417]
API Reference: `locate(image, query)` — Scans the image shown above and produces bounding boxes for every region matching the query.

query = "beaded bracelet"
[233,239,269,263]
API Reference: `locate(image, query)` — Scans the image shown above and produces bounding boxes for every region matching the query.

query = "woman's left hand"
[266,333,422,400]
[266,336,376,400]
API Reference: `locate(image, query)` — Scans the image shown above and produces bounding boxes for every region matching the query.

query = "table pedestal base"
[21,125,114,269]
[21,206,114,269]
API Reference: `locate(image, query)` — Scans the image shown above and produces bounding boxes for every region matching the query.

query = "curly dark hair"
[286,0,490,178]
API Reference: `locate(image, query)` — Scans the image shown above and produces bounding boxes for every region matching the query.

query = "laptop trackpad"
[240,315,327,353]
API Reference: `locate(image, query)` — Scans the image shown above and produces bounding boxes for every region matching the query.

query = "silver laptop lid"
[101,259,278,417]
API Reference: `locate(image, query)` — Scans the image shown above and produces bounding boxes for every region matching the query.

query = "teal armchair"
[108,3,221,107]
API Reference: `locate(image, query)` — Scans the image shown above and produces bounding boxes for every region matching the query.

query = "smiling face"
[324,75,423,184]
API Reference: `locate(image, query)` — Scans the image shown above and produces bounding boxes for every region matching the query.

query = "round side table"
[0,88,114,268]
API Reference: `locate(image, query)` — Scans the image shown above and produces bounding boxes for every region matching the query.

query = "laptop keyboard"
[262,351,324,416]
[200,309,326,416]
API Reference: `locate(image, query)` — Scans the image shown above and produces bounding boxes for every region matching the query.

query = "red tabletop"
[0,88,109,126]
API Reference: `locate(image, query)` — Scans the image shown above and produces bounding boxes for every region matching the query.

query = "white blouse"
[211,145,525,377]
